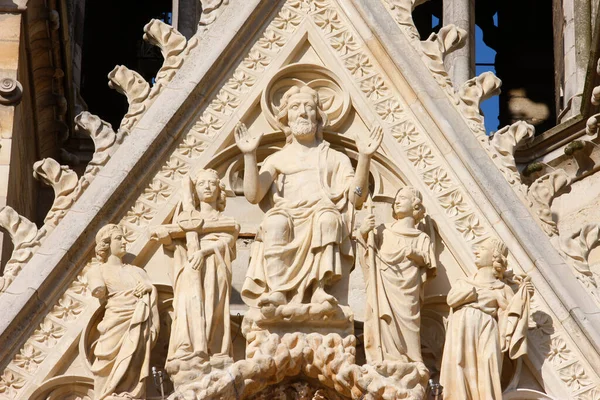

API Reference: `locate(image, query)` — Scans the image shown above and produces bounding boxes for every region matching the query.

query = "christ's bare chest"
[271,148,323,201]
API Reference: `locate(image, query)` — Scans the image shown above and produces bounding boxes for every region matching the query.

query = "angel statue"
[358,186,437,365]
[237,84,383,311]
[439,238,534,400]
[87,224,160,400]
[150,168,239,384]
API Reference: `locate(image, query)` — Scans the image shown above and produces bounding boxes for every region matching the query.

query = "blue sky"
[434,14,499,134]
[476,21,499,135]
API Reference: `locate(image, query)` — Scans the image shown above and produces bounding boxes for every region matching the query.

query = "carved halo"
[261,63,352,132]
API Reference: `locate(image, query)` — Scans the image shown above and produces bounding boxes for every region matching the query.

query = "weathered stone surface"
[1,1,600,400]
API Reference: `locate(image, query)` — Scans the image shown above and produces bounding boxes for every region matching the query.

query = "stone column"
[559,0,591,122]
[0,9,24,268]
[176,0,200,39]
[443,0,475,86]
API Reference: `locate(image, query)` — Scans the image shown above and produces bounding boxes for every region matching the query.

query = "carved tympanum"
[440,238,534,400]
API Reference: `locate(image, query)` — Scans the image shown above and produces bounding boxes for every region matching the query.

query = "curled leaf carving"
[75,112,121,187]
[490,121,535,186]
[33,158,80,226]
[421,25,467,89]
[107,66,150,132]
[458,72,502,136]
[0,206,44,293]
[526,170,570,236]
[143,19,187,87]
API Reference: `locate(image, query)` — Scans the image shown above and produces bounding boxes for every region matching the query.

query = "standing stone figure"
[237,85,382,309]
[358,187,437,364]
[87,224,160,400]
[439,238,534,400]
[151,169,239,381]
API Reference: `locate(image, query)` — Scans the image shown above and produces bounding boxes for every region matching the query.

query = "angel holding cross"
[150,168,239,382]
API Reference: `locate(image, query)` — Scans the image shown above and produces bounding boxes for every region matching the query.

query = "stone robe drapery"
[166,215,237,373]
[242,142,354,306]
[439,278,531,400]
[89,264,159,400]
[359,224,436,363]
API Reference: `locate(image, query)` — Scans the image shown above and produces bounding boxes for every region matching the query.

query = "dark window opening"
[491,0,555,134]
[413,0,443,40]
[80,0,173,129]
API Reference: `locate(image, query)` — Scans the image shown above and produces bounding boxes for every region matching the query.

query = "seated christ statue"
[236,85,382,308]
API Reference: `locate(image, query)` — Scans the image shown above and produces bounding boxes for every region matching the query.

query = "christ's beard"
[290,119,317,137]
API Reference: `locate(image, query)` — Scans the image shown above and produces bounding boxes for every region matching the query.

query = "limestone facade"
[1,1,600,399]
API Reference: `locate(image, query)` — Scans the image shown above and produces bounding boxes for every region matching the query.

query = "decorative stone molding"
[199,0,230,32]
[0,78,23,106]
[29,376,93,400]
[0,207,45,293]
[32,158,80,227]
